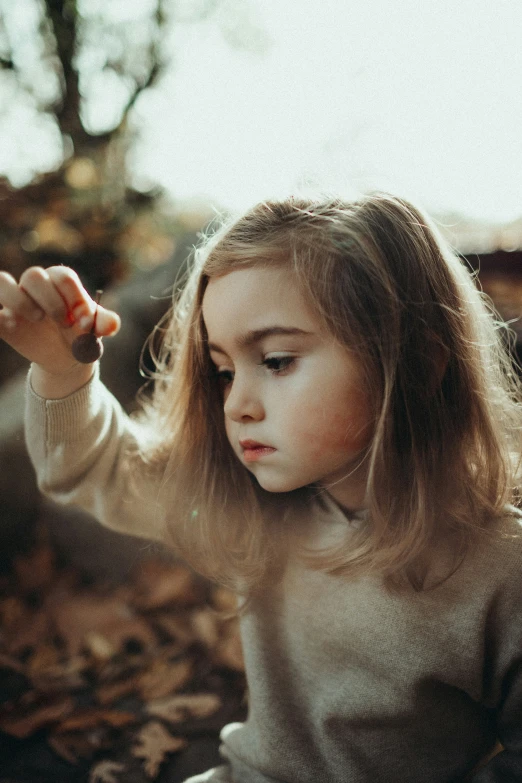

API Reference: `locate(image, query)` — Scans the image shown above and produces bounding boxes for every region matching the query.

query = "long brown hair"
[134,193,522,596]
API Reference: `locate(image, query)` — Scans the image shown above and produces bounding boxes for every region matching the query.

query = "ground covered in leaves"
[0,526,247,782]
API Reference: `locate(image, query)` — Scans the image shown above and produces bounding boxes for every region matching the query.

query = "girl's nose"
[224,376,264,423]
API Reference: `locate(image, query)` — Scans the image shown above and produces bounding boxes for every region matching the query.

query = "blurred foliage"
[0,0,219,292]
[0,0,236,387]
[0,0,269,290]
[0,166,209,294]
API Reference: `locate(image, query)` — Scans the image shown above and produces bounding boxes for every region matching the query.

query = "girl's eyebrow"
[208,326,312,354]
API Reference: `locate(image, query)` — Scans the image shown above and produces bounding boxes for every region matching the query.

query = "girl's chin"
[250,471,312,494]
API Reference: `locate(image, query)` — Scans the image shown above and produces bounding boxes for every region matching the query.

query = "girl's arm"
[25,363,166,542]
[2,266,164,541]
[467,539,522,782]
[468,685,522,781]
[0,265,120,397]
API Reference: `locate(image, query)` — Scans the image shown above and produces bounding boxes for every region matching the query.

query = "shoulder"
[484,504,522,566]
[478,507,522,654]
[461,504,522,598]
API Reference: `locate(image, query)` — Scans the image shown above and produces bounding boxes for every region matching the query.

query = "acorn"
[71,290,104,364]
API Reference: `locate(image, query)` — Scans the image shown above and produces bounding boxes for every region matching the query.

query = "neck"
[327,493,368,520]
[324,479,368,516]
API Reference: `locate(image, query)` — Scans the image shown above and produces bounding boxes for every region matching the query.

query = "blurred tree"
[0,0,196,288]
[0,0,268,286]
[0,0,268,384]
[0,0,218,383]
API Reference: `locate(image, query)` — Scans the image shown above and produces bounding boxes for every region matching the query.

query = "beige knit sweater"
[25,367,522,783]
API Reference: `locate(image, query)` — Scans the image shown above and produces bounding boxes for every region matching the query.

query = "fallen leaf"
[49,725,116,763]
[95,673,142,706]
[89,759,126,783]
[48,732,81,764]
[147,692,221,723]
[0,505,248,764]
[27,643,61,678]
[47,732,102,764]
[30,655,88,694]
[84,632,117,662]
[132,721,187,778]
[138,657,193,701]
[152,612,196,648]
[48,593,156,656]
[0,652,27,675]
[57,707,137,732]
[0,696,75,738]
[95,656,143,685]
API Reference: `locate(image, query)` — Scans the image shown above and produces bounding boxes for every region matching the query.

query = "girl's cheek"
[292,405,372,457]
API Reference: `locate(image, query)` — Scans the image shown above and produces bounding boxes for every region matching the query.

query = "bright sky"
[1,0,522,222]
[128,0,522,222]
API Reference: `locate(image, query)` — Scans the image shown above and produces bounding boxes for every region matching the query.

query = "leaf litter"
[0,526,246,780]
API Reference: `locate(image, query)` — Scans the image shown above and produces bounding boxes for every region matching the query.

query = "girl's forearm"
[30,361,96,399]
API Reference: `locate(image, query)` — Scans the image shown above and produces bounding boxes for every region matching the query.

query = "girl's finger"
[0,271,45,322]
[46,266,120,336]
[19,266,70,325]
[0,307,18,333]
[83,304,121,337]
[46,265,89,304]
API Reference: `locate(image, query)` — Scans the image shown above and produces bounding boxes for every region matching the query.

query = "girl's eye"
[216,369,234,385]
[262,356,295,374]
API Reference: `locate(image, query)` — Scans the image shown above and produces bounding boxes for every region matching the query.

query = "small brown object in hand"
[71,290,104,364]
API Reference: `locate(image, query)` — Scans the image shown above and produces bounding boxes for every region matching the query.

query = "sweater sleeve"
[24,364,166,543]
[468,526,522,782]
[469,678,522,781]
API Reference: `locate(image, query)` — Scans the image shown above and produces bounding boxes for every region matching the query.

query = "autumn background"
[0,1,521,781]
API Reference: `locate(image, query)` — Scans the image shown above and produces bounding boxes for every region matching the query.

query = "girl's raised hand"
[0,265,120,394]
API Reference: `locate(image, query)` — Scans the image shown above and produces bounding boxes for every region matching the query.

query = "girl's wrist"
[30,361,97,400]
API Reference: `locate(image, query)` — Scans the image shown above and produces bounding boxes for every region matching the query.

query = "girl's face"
[202,266,373,512]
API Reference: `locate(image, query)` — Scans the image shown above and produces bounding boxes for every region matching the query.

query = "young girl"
[1,193,521,782]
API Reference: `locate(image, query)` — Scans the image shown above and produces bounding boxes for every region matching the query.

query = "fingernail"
[79,315,92,330]
[63,309,76,327]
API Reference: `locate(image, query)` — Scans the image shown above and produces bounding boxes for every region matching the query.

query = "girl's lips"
[239,440,276,463]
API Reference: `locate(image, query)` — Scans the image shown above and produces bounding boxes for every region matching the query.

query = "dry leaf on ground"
[48,593,157,656]
[89,759,126,783]
[138,657,193,701]
[147,692,221,723]
[132,721,187,778]
[0,651,27,675]
[30,655,87,693]
[0,517,247,774]
[0,696,75,738]
[152,612,196,649]
[57,707,137,732]
[95,672,143,706]
[26,643,61,678]
[49,729,106,764]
